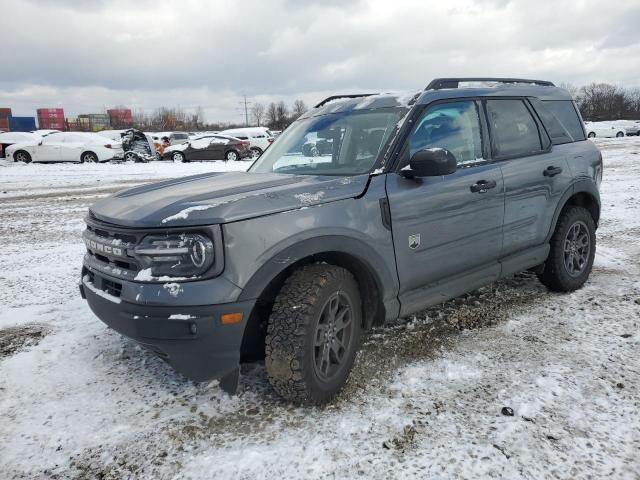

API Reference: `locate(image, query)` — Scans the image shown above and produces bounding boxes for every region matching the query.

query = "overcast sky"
[1,0,639,123]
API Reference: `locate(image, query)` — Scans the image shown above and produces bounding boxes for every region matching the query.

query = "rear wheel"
[124,151,139,162]
[587,132,596,138]
[226,150,239,162]
[15,150,32,163]
[537,206,596,292]
[265,264,362,404]
[250,147,262,159]
[616,131,625,138]
[81,152,98,163]
[172,151,186,163]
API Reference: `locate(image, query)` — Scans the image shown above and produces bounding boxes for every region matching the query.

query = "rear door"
[61,133,87,161]
[485,98,572,257]
[386,99,505,309]
[206,136,227,160]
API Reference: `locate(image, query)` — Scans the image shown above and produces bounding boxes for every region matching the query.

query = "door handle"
[470,179,497,193]
[543,166,563,177]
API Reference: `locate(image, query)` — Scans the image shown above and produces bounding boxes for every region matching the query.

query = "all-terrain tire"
[265,264,362,404]
[537,206,596,292]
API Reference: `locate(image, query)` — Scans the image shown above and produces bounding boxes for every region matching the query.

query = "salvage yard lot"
[1,140,639,479]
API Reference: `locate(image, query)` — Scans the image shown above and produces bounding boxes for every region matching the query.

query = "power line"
[237,95,253,127]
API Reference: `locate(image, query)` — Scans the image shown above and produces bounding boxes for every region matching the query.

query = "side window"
[409,100,483,166]
[486,99,543,158]
[43,133,64,144]
[530,98,573,145]
[543,100,586,141]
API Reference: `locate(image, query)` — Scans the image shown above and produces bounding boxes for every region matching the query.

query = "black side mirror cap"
[402,148,457,178]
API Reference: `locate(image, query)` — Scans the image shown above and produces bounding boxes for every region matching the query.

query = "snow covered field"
[0,142,639,479]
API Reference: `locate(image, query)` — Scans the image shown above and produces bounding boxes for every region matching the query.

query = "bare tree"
[275,101,289,130]
[251,102,266,126]
[266,102,278,128]
[291,99,308,120]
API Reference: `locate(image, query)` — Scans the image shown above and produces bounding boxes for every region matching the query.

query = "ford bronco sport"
[80,78,602,404]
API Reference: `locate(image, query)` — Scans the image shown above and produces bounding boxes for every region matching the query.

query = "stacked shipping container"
[37,108,65,130]
[0,108,11,131]
[107,108,133,128]
[9,116,37,131]
[78,113,110,131]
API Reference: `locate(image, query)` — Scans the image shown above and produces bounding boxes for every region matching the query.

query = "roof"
[305,80,572,118]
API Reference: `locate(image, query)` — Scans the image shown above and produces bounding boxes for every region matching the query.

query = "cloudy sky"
[1,0,639,123]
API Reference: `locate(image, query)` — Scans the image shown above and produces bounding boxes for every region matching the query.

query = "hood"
[5,141,38,152]
[89,171,370,227]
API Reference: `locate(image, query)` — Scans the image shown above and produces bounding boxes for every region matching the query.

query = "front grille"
[83,217,146,281]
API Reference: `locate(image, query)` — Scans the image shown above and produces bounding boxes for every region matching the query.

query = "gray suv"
[80,78,602,404]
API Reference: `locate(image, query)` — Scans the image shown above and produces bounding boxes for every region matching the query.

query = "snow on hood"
[89,171,370,227]
[163,143,189,153]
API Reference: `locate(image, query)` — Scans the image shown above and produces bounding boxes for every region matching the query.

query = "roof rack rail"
[426,78,555,90]
[314,93,379,108]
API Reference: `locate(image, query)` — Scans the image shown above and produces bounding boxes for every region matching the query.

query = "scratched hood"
[89,171,369,227]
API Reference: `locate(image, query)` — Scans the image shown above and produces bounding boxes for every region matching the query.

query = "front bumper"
[80,272,255,391]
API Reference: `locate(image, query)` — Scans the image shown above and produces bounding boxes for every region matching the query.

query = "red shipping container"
[0,108,11,119]
[0,118,9,129]
[37,108,65,119]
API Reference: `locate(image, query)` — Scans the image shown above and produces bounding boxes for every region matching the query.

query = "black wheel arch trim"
[237,235,401,326]
[545,179,600,243]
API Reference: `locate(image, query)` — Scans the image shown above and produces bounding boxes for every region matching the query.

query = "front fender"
[237,234,399,310]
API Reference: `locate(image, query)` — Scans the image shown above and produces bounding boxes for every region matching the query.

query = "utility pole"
[237,95,252,127]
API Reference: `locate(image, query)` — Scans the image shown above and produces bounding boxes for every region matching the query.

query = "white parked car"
[5,132,123,163]
[584,121,626,138]
[0,131,41,158]
[220,127,274,157]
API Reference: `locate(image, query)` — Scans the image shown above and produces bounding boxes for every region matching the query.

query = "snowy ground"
[0,143,639,479]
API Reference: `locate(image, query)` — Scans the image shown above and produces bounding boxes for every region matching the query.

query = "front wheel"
[226,150,239,162]
[14,150,32,163]
[616,131,625,138]
[587,132,596,138]
[266,264,362,405]
[172,151,186,163]
[537,206,596,292]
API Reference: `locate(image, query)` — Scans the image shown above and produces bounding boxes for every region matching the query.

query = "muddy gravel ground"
[0,143,639,479]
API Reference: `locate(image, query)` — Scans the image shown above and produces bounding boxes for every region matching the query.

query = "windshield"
[249,107,407,175]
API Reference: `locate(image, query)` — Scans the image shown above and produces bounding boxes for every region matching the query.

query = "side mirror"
[38,140,43,146]
[402,148,457,177]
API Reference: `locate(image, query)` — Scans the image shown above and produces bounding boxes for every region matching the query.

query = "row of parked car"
[584,120,640,138]
[0,127,276,164]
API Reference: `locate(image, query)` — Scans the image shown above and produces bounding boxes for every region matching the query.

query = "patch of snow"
[168,314,195,320]
[163,283,183,297]
[294,191,325,205]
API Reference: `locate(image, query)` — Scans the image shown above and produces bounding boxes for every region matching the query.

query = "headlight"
[133,233,214,279]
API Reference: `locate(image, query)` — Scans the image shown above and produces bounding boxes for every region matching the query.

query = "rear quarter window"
[542,100,586,142]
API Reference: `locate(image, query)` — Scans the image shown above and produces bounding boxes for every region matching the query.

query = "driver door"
[35,134,64,161]
[385,100,505,314]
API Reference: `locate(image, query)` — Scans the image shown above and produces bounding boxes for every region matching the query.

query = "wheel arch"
[225,148,240,159]
[238,236,399,361]
[81,150,97,162]
[545,180,601,243]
